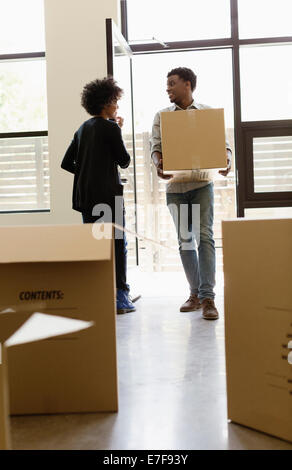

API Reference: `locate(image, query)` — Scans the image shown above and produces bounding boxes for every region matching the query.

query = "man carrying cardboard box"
[151,67,232,320]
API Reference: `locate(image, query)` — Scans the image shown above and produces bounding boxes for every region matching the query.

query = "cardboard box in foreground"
[0,311,93,450]
[161,108,227,173]
[0,224,118,416]
[222,218,292,443]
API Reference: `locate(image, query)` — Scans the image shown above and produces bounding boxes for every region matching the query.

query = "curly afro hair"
[167,67,197,91]
[81,77,123,116]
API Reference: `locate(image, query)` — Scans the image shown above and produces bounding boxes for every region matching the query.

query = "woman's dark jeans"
[82,199,129,292]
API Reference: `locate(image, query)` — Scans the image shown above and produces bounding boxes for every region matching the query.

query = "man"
[151,67,232,320]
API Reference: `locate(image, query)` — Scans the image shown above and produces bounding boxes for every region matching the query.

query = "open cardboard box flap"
[0,311,94,347]
[0,224,112,263]
[0,311,94,450]
[0,311,32,344]
[1,223,118,419]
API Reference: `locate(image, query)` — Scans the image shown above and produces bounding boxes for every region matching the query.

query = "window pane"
[0,0,45,54]
[113,51,137,267]
[253,136,292,193]
[240,45,292,121]
[0,59,48,132]
[132,49,235,271]
[238,0,292,39]
[127,0,231,42]
[245,207,292,218]
[0,136,50,211]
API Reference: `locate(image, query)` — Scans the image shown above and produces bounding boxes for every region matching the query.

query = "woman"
[61,77,135,314]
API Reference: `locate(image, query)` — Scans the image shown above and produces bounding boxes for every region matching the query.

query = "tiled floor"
[10,270,292,450]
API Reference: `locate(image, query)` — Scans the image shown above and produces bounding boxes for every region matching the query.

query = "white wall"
[0,0,120,226]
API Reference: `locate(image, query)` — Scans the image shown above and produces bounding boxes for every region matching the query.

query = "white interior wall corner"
[45,0,120,225]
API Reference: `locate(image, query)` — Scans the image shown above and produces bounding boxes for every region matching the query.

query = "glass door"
[106,19,138,266]
[131,49,236,272]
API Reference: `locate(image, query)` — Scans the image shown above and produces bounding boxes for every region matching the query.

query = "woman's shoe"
[116,289,136,314]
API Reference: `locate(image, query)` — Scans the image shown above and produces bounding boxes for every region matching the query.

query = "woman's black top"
[61,117,130,213]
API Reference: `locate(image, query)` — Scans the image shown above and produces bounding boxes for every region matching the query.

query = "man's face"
[166,74,191,103]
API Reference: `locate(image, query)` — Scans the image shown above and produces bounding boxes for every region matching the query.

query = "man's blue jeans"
[166,183,215,301]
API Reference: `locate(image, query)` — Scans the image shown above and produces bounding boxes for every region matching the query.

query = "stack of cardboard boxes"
[0,224,118,449]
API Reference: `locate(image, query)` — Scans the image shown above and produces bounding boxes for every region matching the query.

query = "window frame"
[0,45,48,213]
[242,124,292,205]
[121,0,292,217]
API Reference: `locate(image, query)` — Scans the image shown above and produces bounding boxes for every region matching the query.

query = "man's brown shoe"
[201,298,219,320]
[180,294,201,312]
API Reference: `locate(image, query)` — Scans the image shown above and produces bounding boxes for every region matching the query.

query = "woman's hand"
[116,116,124,128]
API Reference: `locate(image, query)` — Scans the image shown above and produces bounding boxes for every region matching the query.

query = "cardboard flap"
[0,311,31,344]
[4,313,94,347]
[0,224,112,263]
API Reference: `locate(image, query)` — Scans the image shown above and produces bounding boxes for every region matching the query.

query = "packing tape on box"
[191,154,215,181]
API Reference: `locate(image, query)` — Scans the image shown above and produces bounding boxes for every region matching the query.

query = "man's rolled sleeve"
[225,135,232,167]
[225,136,232,154]
[151,111,162,155]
